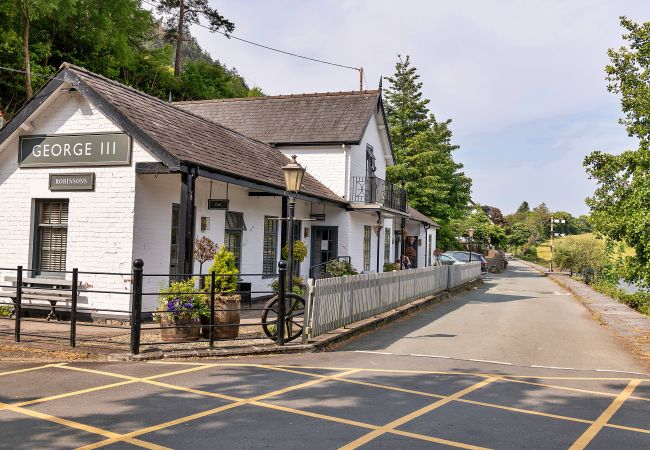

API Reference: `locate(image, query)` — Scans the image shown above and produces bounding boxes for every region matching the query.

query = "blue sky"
[179,0,648,215]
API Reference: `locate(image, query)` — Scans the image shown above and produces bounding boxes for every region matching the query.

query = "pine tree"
[155,0,235,77]
[387,114,471,248]
[516,201,530,214]
[384,55,430,159]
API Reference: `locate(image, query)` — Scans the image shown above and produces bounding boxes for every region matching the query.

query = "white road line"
[353,350,649,376]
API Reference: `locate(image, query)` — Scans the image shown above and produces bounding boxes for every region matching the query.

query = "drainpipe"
[400,217,407,266]
[342,144,349,201]
[375,212,382,272]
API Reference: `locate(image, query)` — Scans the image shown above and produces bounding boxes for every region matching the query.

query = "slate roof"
[174,91,382,145]
[407,206,439,228]
[55,64,346,205]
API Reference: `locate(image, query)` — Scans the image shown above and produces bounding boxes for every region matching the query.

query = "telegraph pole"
[359,66,364,91]
[549,217,566,272]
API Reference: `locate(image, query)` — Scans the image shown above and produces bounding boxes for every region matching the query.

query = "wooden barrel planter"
[160,314,201,342]
[215,295,241,339]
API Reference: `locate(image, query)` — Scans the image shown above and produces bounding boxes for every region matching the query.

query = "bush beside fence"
[308,262,481,338]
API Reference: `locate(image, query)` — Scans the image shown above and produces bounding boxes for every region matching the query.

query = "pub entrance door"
[310,226,338,278]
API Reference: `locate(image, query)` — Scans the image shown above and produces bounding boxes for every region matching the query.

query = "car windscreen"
[450,252,470,262]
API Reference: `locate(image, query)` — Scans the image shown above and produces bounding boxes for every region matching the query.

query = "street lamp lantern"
[467,228,475,238]
[282,155,306,193]
[280,155,306,296]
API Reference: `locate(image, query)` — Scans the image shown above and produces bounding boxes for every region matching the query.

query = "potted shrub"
[383,262,400,272]
[270,276,306,296]
[156,278,207,342]
[204,246,241,339]
[193,236,217,289]
[324,260,359,277]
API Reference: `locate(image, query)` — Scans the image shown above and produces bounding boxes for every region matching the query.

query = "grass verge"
[591,281,650,316]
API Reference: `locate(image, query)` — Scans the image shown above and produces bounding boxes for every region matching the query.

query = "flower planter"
[160,314,201,342]
[215,294,241,339]
[201,294,241,339]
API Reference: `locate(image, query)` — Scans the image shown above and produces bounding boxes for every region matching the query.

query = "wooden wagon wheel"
[261,294,305,342]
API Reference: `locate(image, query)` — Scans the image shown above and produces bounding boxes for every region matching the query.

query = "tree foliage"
[154,0,234,76]
[584,17,650,287]
[384,55,471,249]
[451,206,506,247]
[553,235,605,278]
[0,0,260,120]
[383,55,431,159]
[516,201,530,214]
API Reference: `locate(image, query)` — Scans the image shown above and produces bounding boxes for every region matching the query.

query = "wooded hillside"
[0,0,261,120]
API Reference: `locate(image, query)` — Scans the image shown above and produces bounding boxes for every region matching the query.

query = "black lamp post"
[281,155,306,291]
[468,228,475,262]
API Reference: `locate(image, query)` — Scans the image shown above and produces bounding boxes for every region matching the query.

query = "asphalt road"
[346,260,647,373]
[1,260,649,449]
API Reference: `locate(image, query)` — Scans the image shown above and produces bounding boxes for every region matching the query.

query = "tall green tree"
[584,17,650,287]
[383,55,430,159]
[155,0,234,77]
[384,55,472,249]
[387,114,472,248]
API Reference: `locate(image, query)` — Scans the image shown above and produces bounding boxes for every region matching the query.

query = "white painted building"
[0,64,438,316]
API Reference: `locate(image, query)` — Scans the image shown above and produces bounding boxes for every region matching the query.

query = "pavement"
[1,260,650,449]
[520,259,650,364]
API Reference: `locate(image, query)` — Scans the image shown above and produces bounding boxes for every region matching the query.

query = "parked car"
[443,251,488,272]
[437,254,461,265]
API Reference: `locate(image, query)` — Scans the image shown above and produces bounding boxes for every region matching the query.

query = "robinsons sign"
[19,133,131,167]
[49,173,95,191]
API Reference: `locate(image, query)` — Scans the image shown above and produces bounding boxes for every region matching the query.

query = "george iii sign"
[19,133,131,168]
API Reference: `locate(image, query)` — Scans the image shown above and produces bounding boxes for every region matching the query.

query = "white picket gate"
[306,262,481,339]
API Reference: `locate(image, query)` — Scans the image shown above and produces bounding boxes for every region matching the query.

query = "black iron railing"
[0,260,303,356]
[309,256,352,280]
[350,176,407,211]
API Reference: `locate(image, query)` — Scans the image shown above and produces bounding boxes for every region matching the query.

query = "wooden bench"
[2,276,79,321]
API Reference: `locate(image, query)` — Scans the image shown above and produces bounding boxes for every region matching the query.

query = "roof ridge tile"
[173,89,380,105]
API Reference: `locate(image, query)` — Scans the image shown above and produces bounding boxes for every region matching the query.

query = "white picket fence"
[306,262,481,339]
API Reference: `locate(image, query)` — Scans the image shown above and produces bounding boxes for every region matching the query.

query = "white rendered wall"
[0,90,157,314]
[277,146,346,198]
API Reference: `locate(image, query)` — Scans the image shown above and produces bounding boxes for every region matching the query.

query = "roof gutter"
[172,161,347,208]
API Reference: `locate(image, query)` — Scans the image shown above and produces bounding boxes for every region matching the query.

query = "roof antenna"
[168,91,172,103]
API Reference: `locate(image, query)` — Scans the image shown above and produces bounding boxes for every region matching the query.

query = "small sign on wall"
[49,173,95,191]
[310,214,326,221]
[208,199,229,210]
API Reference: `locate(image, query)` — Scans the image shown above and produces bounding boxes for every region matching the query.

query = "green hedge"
[592,281,650,316]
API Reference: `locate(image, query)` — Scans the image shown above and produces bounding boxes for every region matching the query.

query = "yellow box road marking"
[0,400,168,450]
[267,364,648,381]
[339,376,501,449]
[2,362,647,450]
[79,368,361,449]
[569,379,641,450]
[254,401,490,450]
[1,380,137,411]
[264,365,650,433]
[0,363,61,376]
[501,377,650,403]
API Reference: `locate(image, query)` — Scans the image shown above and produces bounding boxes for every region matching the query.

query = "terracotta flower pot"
[160,314,201,342]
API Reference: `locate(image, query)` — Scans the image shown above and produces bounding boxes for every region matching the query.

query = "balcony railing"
[351,176,407,212]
